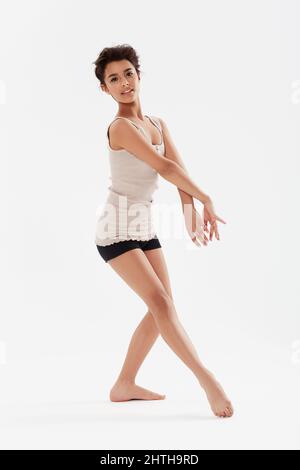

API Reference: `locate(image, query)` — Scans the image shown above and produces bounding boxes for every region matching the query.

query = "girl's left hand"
[183,204,209,247]
[202,199,226,241]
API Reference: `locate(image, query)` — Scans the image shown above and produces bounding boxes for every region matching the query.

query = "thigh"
[143,247,174,301]
[107,248,172,312]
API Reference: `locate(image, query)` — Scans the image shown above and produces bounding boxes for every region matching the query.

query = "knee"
[148,291,174,320]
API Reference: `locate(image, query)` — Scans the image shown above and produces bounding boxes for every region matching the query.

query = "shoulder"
[150,115,166,129]
[151,116,168,133]
[108,117,128,131]
[109,116,142,132]
[108,117,143,150]
[107,118,135,151]
[108,117,135,138]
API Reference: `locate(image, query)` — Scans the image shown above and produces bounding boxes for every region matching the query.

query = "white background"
[0,0,299,450]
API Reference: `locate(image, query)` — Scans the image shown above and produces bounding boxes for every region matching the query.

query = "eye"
[110,71,134,83]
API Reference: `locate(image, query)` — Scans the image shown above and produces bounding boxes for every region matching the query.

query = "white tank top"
[95,115,165,246]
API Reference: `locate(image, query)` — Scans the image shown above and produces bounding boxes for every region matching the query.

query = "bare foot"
[199,369,234,418]
[109,380,166,402]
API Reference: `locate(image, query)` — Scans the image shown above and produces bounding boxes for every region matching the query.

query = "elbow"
[158,159,174,177]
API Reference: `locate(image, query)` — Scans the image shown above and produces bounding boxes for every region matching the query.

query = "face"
[101,59,140,101]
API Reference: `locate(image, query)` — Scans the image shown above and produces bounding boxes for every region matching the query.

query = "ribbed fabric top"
[107,115,163,202]
[95,115,165,246]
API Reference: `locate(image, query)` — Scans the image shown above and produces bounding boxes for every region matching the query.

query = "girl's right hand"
[202,198,226,241]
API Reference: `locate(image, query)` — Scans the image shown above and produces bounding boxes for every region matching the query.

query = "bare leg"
[108,248,234,418]
[110,310,166,401]
[114,310,159,384]
[110,248,174,401]
[112,247,202,390]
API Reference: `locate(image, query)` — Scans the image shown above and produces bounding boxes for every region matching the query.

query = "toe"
[153,393,165,400]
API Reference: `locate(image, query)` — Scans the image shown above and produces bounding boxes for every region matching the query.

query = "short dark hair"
[93,43,141,86]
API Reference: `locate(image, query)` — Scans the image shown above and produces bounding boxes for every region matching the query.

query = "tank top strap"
[145,115,163,145]
[144,115,161,131]
[107,117,146,139]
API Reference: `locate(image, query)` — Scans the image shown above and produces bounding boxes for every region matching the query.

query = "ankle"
[114,376,136,386]
[197,367,214,388]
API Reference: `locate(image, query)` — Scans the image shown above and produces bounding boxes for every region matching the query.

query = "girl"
[93,44,234,418]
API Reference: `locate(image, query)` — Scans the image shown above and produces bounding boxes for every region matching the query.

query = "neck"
[116,97,145,121]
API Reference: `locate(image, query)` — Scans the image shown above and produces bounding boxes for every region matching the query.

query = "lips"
[122,89,133,94]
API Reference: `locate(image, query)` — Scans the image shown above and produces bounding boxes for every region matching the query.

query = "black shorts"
[96,236,162,263]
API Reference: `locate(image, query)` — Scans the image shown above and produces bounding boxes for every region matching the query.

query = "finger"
[195,227,208,245]
[196,231,206,246]
[210,221,217,241]
[216,216,226,224]
[200,231,209,245]
[196,232,208,246]
[213,225,218,241]
[191,235,201,247]
[215,225,220,240]
[194,237,201,246]
[196,221,206,234]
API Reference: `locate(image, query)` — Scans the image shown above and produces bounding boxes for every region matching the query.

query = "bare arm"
[110,119,211,205]
[157,117,196,210]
